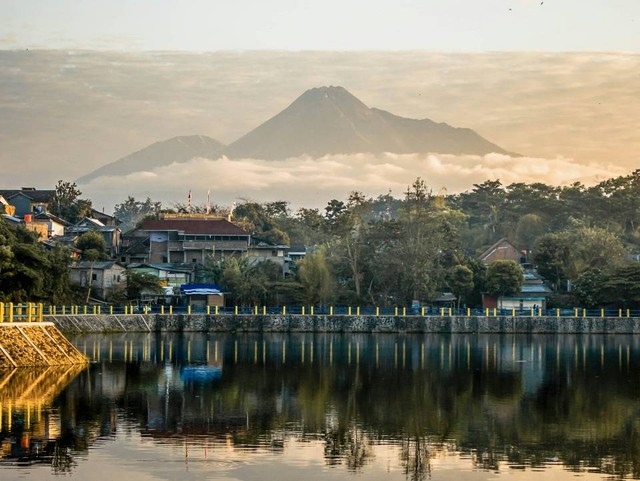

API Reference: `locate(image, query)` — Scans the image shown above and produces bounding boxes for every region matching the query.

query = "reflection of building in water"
[0,366,84,466]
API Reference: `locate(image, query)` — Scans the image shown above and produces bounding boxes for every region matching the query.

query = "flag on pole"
[206,190,211,214]
[187,189,192,212]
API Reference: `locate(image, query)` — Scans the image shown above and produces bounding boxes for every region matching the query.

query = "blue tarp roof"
[180,284,222,295]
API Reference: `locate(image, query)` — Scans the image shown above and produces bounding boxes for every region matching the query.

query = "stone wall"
[46,314,640,334]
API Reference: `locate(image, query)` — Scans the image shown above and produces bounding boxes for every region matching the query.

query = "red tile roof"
[140,219,249,235]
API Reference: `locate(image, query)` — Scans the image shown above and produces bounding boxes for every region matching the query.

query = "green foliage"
[485,260,524,301]
[298,248,333,305]
[76,232,107,260]
[447,265,474,308]
[125,270,163,300]
[49,180,93,223]
[113,196,161,231]
[0,218,74,302]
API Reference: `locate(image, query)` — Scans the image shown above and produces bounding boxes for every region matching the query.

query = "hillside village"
[3,172,640,311]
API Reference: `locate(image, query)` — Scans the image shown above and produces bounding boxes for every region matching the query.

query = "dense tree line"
[4,170,640,307]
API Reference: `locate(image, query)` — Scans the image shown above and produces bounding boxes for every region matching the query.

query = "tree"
[532,232,572,291]
[49,180,92,223]
[298,249,333,305]
[602,263,640,308]
[485,260,524,308]
[447,265,474,309]
[76,232,107,261]
[514,213,545,251]
[125,270,163,301]
[113,196,161,231]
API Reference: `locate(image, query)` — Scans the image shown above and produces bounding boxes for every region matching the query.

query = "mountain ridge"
[77,86,516,183]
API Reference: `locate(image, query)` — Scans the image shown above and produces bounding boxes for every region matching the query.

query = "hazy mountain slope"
[77,135,225,183]
[223,86,513,159]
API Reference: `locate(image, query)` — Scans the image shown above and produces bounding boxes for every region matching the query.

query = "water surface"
[1,333,640,480]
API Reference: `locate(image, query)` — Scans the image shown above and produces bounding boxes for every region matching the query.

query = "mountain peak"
[223,86,513,159]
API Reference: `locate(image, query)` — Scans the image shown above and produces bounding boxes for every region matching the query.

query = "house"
[478,238,526,265]
[32,212,69,238]
[0,196,16,216]
[247,240,290,273]
[0,188,55,218]
[89,208,120,227]
[66,218,122,257]
[180,284,225,308]
[127,263,193,288]
[127,214,251,265]
[288,244,307,263]
[482,271,552,310]
[23,217,49,240]
[69,261,127,300]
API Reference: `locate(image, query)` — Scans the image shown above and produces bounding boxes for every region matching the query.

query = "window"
[92,273,97,281]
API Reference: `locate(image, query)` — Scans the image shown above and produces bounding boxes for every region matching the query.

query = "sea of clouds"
[81,153,625,212]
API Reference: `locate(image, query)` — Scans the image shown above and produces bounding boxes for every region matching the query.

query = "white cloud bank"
[81,153,626,213]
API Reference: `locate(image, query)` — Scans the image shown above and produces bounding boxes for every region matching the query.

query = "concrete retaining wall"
[46,314,640,334]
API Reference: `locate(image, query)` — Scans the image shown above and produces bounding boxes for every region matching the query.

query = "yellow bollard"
[421,307,425,316]
[448,307,452,316]
[574,308,578,317]
[124,306,128,315]
[402,307,406,316]
[254,305,258,315]
[235,305,238,315]
[627,309,630,318]
[169,305,173,315]
[215,305,219,315]
[376,307,380,316]
[188,305,192,315]
[8,302,14,323]
[263,305,267,315]
[557,308,560,318]
[207,305,211,315]
[485,308,489,317]
[160,305,164,315]
[440,308,444,317]
[512,308,515,317]
[530,307,534,317]
[311,306,314,315]
[26,302,32,322]
[583,308,586,318]
[493,307,497,317]
[110,305,113,315]
[283,305,286,315]
[83,305,87,315]
[619,308,622,318]
[467,307,471,316]
[62,305,66,315]
[395,307,398,316]
[348,306,351,316]
[357,306,361,316]
[302,306,306,316]
[144,305,149,315]
[601,308,605,318]
[0,302,3,322]
[329,306,333,316]
[38,303,43,322]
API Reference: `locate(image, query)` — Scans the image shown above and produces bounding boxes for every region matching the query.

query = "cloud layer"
[1,51,639,190]
[82,153,626,212]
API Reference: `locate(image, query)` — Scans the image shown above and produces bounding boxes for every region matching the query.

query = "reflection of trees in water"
[15,334,640,478]
[400,435,431,481]
[324,423,373,470]
[52,444,75,474]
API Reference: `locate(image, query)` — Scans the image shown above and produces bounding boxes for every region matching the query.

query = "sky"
[1,1,639,211]
[2,0,639,51]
